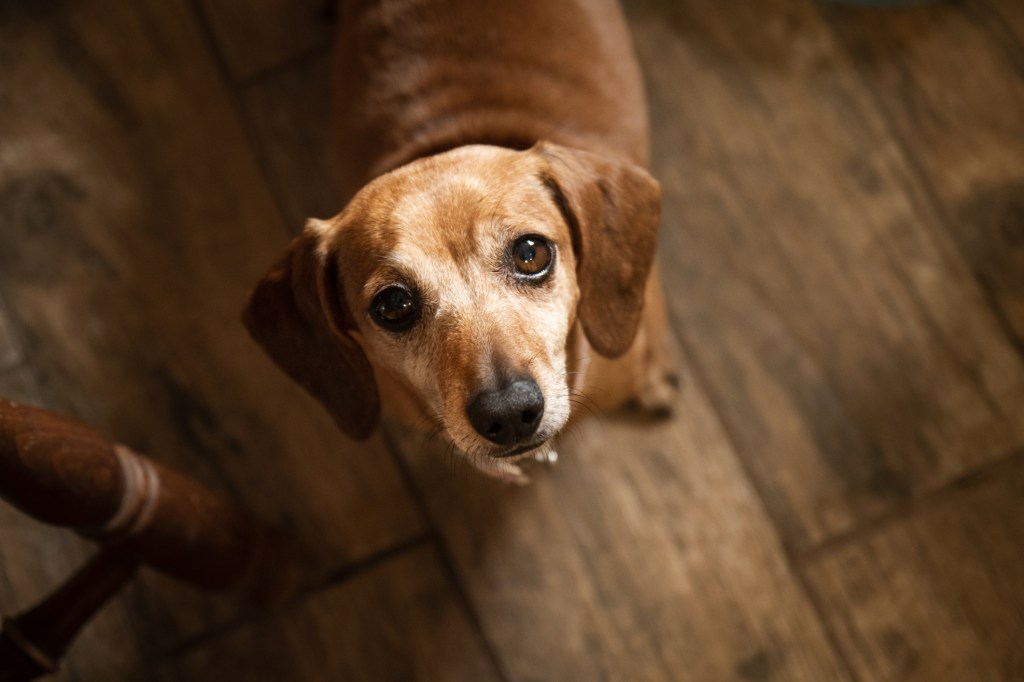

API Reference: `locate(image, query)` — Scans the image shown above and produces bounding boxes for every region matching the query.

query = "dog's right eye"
[370,286,420,333]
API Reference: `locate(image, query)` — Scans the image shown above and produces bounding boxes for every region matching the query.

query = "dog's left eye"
[370,285,420,332]
[511,235,554,280]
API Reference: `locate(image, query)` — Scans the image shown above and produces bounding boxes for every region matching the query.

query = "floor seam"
[157,532,434,664]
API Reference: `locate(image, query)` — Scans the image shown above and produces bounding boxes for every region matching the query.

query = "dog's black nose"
[467,378,545,446]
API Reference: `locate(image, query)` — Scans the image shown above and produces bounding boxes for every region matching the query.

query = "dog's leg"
[631,264,681,417]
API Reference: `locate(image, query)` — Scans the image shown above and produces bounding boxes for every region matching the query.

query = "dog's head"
[244,143,659,461]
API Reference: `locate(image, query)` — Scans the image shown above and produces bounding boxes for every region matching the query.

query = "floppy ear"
[535,142,662,358]
[242,221,380,440]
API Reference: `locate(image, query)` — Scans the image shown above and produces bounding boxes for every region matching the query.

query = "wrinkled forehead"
[331,147,563,287]
[389,172,504,264]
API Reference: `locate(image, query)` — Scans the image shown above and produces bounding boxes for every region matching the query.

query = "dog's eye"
[511,235,554,280]
[371,286,420,332]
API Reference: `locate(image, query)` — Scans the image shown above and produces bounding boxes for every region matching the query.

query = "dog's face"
[244,143,660,466]
[330,146,581,459]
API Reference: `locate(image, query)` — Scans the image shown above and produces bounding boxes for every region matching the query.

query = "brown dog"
[244,0,678,481]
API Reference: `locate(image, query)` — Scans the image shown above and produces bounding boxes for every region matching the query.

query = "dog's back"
[331,0,650,201]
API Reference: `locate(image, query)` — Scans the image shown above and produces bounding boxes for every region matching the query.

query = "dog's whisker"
[571,398,601,417]
[412,415,446,443]
[413,413,450,458]
[570,386,604,409]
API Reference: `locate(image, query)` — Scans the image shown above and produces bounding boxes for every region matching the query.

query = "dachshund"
[244,0,678,481]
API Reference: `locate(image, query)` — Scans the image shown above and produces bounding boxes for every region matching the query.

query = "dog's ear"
[243,220,379,440]
[535,142,662,358]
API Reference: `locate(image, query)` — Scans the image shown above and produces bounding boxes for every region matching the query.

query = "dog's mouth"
[493,441,547,458]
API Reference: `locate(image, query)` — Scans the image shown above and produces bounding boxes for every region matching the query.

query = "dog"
[243,0,679,482]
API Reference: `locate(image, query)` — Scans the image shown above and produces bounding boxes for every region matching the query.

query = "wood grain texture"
[0,0,421,667]
[3,0,1022,678]
[628,0,1024,551]
[239,54,340,229]
[0,296,21,371]
[804,453,1024,682]
[983,0,1024,45]
[155,545,502,682]
[393,351,849,682]
[826,0,1024,349]
[195,0,334,81]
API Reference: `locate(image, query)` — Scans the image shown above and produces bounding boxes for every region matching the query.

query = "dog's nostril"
[467,377,545,446]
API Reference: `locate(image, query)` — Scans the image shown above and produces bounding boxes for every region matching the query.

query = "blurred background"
[0,0,1022,679]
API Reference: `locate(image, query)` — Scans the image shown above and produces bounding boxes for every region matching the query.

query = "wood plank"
[156,545,502,682]
[803,453,1024,682]
[393,345,849,681]
[627,0,1024,550]
[984,0,1024,42]
[825,0,1024,348]
[194,0,334,81]
[0,0,423,662]
[238,54,340,229]
[0,294,21,371]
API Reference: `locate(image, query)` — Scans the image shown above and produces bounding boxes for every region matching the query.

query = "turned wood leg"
[0,400,298,681]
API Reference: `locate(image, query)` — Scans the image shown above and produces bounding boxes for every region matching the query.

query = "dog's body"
[245,0,678,481]
[330,0,649,201]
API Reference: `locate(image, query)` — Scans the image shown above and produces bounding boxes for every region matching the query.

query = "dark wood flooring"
[0,0,1021,679]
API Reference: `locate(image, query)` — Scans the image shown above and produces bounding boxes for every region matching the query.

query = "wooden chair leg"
[0,400,298,680]
[1,549,137,682]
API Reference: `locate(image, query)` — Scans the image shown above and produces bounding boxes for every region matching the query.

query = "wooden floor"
[1,0,1022,679]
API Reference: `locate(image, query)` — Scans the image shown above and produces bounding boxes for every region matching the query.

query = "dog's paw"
[631,365,681,420]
